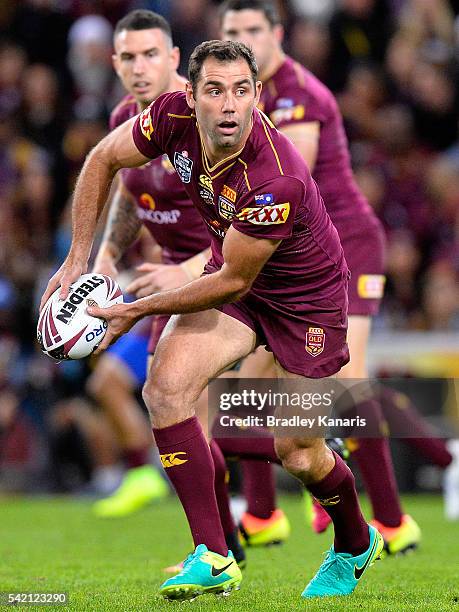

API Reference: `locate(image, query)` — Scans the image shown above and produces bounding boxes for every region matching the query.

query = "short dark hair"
[219,0,280,27]
[188,40,258,92]
[114,9,172,43]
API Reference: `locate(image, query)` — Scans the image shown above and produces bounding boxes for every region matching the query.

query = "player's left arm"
[126,247,212,297]
[88,228,280,352]
[279,121,320,171]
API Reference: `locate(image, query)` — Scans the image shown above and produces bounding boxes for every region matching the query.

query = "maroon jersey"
[132,91,348,306]
[110,95,209,264]
[260,57,381,239]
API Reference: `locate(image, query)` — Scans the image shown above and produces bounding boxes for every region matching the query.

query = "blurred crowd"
[0,0,458,493]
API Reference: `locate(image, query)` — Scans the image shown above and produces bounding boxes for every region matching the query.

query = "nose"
[221,91,236,113]
[132,55,147,75]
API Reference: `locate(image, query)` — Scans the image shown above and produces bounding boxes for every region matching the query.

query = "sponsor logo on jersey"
[139,107,154,140]
[357,274,386,299]
[206,219,227,239]
[160,452,188,468]
[270,104,305,125]
[238,202,290,225]
[199,174,213,193]
[200,188,214,205]
[174,151,193,183]
[305,326,325,357]
[221,184,236,202]
[137,207,181,224]
[255,193,274,205]
[140,193,155,209]
[218,196,236,221]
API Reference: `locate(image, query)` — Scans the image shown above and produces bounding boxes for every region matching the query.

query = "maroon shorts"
[217,285,350,379]
[147,314,171,354]
[341,223,386,316]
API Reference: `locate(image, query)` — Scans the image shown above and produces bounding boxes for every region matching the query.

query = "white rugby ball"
[37,273,123,361]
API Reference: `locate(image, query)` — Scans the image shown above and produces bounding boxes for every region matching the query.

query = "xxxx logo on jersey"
[139,107,154,140]
[160,452,188,468]
[237,202,290,225]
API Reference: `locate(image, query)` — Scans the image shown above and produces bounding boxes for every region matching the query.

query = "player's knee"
[274,439,317,484]
[142,374,195,423]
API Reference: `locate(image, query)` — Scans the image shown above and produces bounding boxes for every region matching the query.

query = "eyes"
[120,49,159,61]
[208,88,249,97]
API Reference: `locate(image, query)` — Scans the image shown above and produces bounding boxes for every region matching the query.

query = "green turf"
[0,494,458,611]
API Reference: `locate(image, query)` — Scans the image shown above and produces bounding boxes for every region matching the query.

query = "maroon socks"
[308,451,370,556]
[123,446,149,469]
[153,416,227,556]
[353,437,403,527]
[209,439,237,537]
[242,460,276,519]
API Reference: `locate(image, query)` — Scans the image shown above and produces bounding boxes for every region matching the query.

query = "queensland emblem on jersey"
[140,192,155,209]
[237,202,290,225]
[139,107,154,140]
[305,327,325,357]
[174,151,193,183]
[218,196,236,221]
[357,275,386,299]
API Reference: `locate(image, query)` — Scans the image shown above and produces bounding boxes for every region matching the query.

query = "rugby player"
[41,40,384,601]
[219,0,421,553]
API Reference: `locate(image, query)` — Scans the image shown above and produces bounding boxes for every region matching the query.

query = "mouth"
[217,120,238,136]
[132,81,151,92]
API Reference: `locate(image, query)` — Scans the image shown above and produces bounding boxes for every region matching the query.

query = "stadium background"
[0,0,458,499]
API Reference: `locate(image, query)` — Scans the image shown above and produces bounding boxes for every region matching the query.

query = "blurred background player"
[86,10,211,518]
[219,0,422,555]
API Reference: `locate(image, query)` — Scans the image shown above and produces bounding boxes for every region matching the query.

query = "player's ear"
[112,53,120,76]
[273,24,284,44]
[254,80,262,106]
[170,46,180,71]
[185,82,196,109]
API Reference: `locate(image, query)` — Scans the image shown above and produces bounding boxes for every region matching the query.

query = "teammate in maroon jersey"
[219,0,422,553]
[87,10,210,517]
[41,40,384,601]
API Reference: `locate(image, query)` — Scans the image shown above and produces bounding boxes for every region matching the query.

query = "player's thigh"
[147,308,257,401]
[338,315,372,378]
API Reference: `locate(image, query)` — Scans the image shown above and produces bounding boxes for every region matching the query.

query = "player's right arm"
[92,180,143,278]
[40,116,151,310]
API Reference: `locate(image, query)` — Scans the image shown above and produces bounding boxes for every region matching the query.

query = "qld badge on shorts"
[305,327,325,357]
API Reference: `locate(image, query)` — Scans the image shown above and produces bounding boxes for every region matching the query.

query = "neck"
[201,120,252,167]
[137,72,187,111]
[259,48,285,83]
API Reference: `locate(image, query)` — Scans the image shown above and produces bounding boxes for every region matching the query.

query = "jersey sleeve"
[232,175,305,241]
[132,92,178,159]
[268,83,329,130]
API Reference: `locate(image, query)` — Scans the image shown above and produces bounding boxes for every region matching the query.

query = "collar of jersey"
[197,122,248,179]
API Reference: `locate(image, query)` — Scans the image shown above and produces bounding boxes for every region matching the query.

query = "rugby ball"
[37,273,123,361]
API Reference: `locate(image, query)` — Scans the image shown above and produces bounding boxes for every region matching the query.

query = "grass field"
[0,494,458,611]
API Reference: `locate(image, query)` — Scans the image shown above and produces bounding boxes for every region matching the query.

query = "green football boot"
[93,465,168,517]
[302,524,384,598]
[160,544,242,601]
